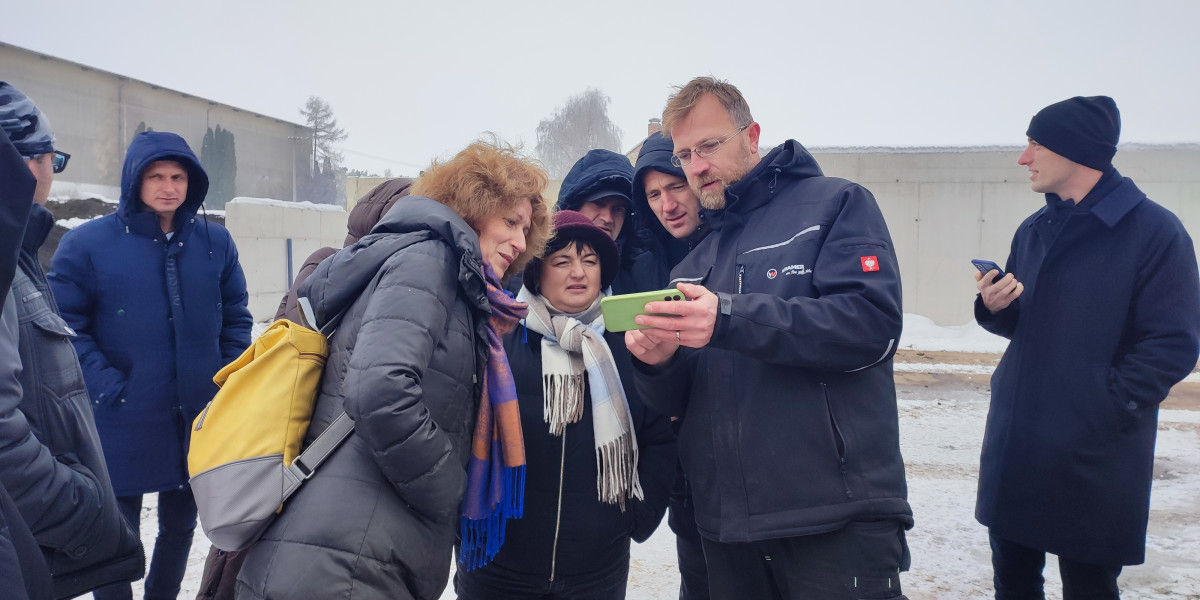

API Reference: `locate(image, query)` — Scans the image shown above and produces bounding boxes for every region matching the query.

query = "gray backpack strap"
[285,412,354,485]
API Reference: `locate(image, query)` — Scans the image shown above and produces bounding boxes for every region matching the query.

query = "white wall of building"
[224,199,347,321]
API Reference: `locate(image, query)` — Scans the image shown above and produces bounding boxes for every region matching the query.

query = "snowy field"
[129,317,1200,599]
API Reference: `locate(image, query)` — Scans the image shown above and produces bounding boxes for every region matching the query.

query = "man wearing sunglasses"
[0,81,145,598]
[626,77,911,599]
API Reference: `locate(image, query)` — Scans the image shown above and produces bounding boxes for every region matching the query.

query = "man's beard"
[694,179,728,210]
[690,152,754,210]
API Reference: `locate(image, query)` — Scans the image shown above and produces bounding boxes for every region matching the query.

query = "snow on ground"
[55,217,94,229]
[228,196,345,212]
[48,189,119,204]
[899,313,1009,354]
[138,318,1199,599]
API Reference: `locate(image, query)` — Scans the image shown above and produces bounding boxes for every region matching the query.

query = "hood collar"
[299,196,490,326]
[118,131,209,235]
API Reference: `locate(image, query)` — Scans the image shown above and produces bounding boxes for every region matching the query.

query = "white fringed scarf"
[517,288,644,510]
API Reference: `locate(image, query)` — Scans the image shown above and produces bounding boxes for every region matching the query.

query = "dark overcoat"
[975,170,1200,566]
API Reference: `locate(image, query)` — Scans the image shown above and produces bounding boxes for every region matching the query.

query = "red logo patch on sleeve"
[861,256,880,272]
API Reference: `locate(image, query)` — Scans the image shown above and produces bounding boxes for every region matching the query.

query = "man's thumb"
[677,282,709,300]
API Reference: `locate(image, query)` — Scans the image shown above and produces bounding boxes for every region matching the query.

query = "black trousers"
[989,532,1122,599]
[454,553,629,600]
[668,464,709,600]
[702,520,910,600]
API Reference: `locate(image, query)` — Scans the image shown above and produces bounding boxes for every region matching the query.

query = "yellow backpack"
[187,305,353,551]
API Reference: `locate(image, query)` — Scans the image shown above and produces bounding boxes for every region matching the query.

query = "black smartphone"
[971,259,1007,282]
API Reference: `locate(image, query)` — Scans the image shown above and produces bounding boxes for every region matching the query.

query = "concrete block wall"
[813,146,1200,325]
[225,201,348,321]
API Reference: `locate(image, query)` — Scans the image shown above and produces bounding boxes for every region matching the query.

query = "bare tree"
[535,88,623,179]
[299,96,348,168]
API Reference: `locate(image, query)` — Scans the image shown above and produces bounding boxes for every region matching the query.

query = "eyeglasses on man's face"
[670,125,749,167]
[52,150,70,174]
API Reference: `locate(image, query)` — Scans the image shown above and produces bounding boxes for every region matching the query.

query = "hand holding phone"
[601,289,688,332]
[971,259,1006,284]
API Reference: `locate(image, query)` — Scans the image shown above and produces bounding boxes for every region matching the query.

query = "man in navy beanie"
[974,96,1200,598]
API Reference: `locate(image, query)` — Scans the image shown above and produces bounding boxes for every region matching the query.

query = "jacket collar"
[301,196,490,325]
[709,140,823,230]
[1042,168,1143,229]
[1086,169,1143,228]
[20,203,54,258]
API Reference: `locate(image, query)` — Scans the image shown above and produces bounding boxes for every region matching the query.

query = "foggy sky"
[4,0,1197,176]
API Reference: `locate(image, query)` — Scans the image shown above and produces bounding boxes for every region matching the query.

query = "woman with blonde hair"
[236,140,553,600]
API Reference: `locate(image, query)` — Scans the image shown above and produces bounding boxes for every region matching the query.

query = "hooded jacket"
[455,324,675,592]
[48,131,252,495]
[632,140,912,543]
[273,177,413,322]
[631,132,706,269]
[237,197,491,600]
[974,169,1200,566]
[558,149,670,293]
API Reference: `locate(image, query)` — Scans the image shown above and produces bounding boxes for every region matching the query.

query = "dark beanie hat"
[523,210,620,295]
[1026,96,1120,171]
[0,82,55,158]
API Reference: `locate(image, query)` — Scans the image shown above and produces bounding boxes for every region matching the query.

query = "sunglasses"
[52,150,70,174]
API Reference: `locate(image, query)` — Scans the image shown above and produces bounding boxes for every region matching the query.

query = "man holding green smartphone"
[626,77,911,600]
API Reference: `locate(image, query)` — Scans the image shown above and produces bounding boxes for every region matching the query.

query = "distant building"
[2,42,312,208]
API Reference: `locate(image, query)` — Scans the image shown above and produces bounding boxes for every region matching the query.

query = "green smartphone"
[600,289,688,332]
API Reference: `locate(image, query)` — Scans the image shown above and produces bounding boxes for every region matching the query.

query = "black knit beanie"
[1026,96,1120,171]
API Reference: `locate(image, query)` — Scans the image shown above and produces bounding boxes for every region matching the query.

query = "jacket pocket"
[27,312,89,404]
[821,382,854,499]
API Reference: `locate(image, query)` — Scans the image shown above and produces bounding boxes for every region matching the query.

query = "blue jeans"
[93,489,197,600]
[989,532,1122,599]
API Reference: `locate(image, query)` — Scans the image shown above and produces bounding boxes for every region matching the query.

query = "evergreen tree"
[299,96,348,168]
[200,125,238,209]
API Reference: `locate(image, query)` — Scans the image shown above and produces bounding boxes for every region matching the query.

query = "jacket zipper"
[737,264,745,294]
[549,432,567,582]
[821,382,853,498]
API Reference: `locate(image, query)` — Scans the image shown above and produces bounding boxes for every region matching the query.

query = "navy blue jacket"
[49,131,252,495]
[558,149,669,294]
[633,140,912,543]
[456,324,674,591]
[975,169,1200,566]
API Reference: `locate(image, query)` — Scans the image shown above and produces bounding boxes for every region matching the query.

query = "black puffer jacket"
[633,140,912,543]
[456,324,674,591]
[236,197,491,600]
[1,204,144,599]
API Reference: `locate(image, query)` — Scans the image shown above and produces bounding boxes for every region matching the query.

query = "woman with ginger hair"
[235,140,553,600]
